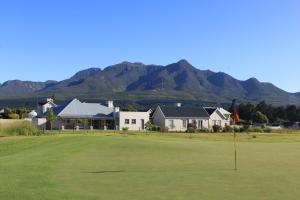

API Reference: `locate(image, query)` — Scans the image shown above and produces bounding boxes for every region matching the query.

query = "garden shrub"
[0,122,41,136]
[8,113,20,119]
[212,125,221,133]
[223,125,233,133]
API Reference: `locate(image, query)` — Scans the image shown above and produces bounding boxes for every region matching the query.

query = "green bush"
[186,123,197,133]
[8,113,20,119]
[0,122,41,136]
[223,125,233,133]
[197,129,210,133]
[151,126,161,132]
[212,125,221,133]
[250,128,264,133]
[263,128,272,133]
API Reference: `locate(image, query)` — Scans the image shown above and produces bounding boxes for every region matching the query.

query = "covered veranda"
[59,117,115,130]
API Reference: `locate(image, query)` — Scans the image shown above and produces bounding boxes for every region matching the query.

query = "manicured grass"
[0,133,300,200]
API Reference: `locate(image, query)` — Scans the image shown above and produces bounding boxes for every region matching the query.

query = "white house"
[35,98,150,131]
[115,110,150,131]
[152,105,210,131]
[37,98,57,116]
[204,107,231,128]
[27,110,38,118]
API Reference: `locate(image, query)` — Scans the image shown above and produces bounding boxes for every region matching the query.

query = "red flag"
[230,99,239,125]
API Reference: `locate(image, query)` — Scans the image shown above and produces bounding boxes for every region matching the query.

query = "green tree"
[16,107,28,119]
[238,102,256,122]
[122,105,137,111]
[256,101,274,122]
[286,105,298,122]
[46,108,57,130]
[254,111,268,124]
[145,121,153,131]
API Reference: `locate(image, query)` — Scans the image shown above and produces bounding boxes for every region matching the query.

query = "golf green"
[0,133,299,200]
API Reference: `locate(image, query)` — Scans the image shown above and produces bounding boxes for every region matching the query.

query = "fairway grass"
[0,133,299,200]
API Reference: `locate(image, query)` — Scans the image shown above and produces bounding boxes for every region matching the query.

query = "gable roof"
[159,106,209,118]
[56,99,114,119]
[219,107,231,115]
[204,107,231,119]
[204,107,217,115]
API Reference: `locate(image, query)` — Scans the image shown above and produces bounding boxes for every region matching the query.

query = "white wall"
[118,111,150,131]
[209,110,230,128]
[165,118,209,131]
[32,118,47,129]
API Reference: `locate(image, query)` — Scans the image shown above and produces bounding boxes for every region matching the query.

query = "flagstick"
[234,128,237,170]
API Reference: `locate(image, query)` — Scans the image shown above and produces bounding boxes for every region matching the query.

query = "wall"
[118,111,150,131]
[152,107,166,129]
[165,118,209,131]
[209,110,230,128]
[32,118,47,129]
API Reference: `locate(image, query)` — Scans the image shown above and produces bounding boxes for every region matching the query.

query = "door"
[141,119,145,130]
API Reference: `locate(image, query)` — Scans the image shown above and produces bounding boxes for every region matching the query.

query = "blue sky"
[0,0,299,92]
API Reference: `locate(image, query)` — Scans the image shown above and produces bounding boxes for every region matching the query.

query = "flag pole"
[231,99,238,171]
[234,126,237,170]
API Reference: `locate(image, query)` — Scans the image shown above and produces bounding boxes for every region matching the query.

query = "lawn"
[0,133,299,200]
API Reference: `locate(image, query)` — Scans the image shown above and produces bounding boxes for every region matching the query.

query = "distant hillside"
[0,80,57,98]
[0,60,299,106]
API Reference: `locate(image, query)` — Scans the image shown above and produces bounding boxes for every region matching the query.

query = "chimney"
[114,107,120,113]
[175,103,182,107]
[46,98,53,103]
[107,100,114,108]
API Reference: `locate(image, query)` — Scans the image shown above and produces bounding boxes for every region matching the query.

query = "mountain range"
[0,59,299,106]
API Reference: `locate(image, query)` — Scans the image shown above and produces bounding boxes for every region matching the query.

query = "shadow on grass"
[82,170,125,174]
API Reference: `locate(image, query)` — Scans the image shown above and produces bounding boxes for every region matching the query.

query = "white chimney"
[176,103,182,107]
[107,100,114,108]
[46,98,53,103]
[114,107,120,113]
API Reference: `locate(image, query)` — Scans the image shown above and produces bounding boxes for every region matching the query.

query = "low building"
[35,98,150,131]
[115,110,150,131]
[152,105,210,131]
[52,98,115,130]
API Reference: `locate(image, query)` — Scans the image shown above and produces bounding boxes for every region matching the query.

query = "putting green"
[0,134,299,200]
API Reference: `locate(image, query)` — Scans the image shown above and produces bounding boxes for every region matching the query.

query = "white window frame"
[198,120,203,129]
[169,120,174,129]
[182,119,187,128]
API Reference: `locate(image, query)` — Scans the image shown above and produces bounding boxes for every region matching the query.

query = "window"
[131,119,136,124]
[169,120,174,129]
[198,120,203,129]
[182,119,187,128]
[125,119,130,124]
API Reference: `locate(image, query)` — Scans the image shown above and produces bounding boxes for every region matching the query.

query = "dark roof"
[204,107,217,115]
[159,106,209,118]
[38,101,48,106]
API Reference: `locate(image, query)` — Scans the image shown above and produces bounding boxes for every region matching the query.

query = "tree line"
[238,101,300,124]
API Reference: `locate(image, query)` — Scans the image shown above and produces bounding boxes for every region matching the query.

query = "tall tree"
[286,105,298,122]
[238,102,256,122]
[46,108,57,130]
[254,111,268,124]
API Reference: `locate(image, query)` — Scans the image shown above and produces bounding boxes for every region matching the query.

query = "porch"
[59,118,115,130]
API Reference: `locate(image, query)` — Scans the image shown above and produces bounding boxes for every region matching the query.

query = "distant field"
[0,133,300,200]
